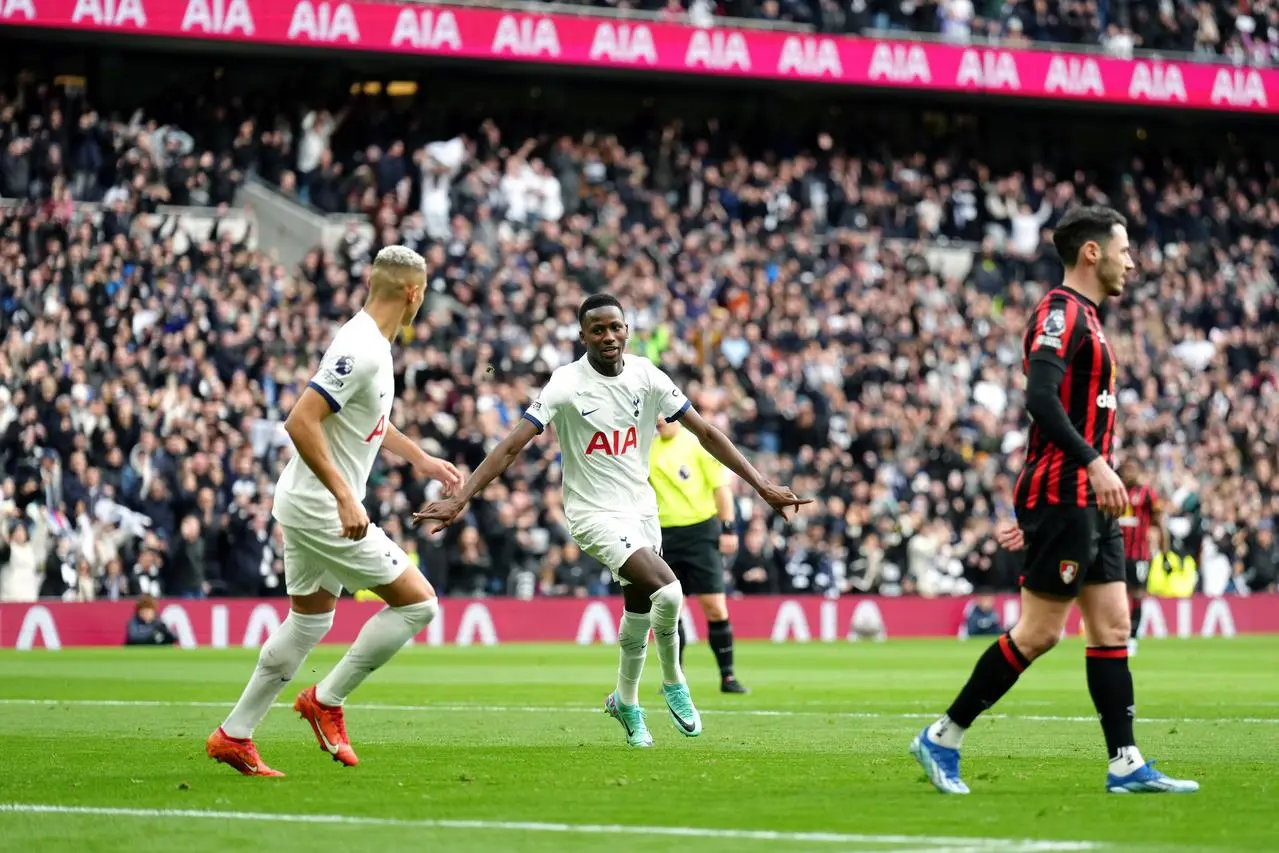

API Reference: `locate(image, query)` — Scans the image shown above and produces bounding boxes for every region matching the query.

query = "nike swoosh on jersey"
[666,701,697,733]
[580,408,599,417]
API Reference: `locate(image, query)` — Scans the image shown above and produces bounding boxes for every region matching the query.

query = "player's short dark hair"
[1051,206,1127,268]
[578,293,624,326]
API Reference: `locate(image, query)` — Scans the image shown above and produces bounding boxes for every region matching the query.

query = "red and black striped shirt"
[1120,484,1159,561]
[1015,287,1117,510]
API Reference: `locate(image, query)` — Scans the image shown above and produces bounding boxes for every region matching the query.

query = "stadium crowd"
[2,71,1278,606]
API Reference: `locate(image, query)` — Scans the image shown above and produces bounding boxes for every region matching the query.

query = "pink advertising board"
[0,593,1267,649]
[0,0,1274,112]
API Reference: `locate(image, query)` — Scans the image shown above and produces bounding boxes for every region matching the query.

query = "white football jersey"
[273,311,395,530]
[523,354,690,525]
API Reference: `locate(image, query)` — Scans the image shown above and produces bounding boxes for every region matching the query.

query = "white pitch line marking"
[0,698,1274,725]
[0,803,1097,851]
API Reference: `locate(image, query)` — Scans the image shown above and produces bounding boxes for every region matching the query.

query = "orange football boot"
[293,685,359,766]
[206,727,285,777]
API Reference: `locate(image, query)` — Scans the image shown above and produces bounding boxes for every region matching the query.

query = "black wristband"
[721,521,735,535]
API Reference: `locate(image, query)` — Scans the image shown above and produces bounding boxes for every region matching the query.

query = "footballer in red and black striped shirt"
[1118,459,1170,647]
[1014,287,1118,511]
[913,207,1199,796]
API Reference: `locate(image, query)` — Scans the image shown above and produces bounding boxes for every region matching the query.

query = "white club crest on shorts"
[1042,308,1067,336]
[1059,560,1079,584]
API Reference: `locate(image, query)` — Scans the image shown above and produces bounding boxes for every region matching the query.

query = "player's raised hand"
[412,497,467,534]
[995,521,1026,552]
[1087,458,1129,518]
[759,483,813,520]
[417,456,464,497]
[337,495,370,541]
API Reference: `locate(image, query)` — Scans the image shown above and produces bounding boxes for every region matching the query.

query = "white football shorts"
[281,522,412,597]
[569,514,662,584]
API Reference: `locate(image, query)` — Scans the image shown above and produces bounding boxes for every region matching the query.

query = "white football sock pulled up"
[649,581,686,686]
[615,609,651,707]
[222,610,334,739]
[1109,745,1146,776]
[315,599,439,707]
[927,715,967,750]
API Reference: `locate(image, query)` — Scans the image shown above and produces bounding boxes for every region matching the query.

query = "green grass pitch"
[0,636,1276,852]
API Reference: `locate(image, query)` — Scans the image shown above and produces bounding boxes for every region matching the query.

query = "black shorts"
[1125,558,1150,590]
[1018,505,1125,598]
[661,518,725,595]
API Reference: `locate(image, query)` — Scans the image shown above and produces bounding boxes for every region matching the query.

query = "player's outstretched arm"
[679,407,812,519]
[285,388,369,540]
[412,418,540,533]
[383,423,463,495]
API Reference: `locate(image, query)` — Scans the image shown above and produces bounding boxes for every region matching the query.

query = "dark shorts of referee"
[1018,505,1125,599]
[661,517,725,596]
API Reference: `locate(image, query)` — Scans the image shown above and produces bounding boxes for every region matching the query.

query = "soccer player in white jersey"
[414,293,809,747]
[206,246,462,777]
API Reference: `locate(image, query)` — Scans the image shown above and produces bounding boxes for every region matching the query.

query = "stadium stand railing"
[234,177,374,270]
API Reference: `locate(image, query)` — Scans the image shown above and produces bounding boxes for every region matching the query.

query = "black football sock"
[944,633,1031,728]
[1086,646,1137,759]
[707,619,735,679]
[676,619,687,669]
[1129,597,1142,640]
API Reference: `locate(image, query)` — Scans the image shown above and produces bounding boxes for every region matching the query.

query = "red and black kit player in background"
[1118,459,1170,656]
[910,206,1199,795]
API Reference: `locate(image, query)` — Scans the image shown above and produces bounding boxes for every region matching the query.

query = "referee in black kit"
[649,416,748,694]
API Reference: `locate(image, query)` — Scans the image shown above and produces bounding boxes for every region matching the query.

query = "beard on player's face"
[1098,256,1126,297]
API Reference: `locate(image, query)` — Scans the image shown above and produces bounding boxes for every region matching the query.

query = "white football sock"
[616,609,651,706]
[649,581,686,686]
[222,610,334,739]
[315,599,439,707]
[928,715,967,750]
[1108,745,1146,776]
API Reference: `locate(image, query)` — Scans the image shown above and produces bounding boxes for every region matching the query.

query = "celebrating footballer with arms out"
[207,246,463,777]
[414,293,810,747]
[911,206,1199,795]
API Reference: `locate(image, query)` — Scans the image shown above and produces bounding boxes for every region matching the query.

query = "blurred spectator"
[448,525,495,596]
[0,509,48,602]
[1239,523,1279,593]
[961,593,1003,637]
[124,594,178,646]
[733,526,781,594]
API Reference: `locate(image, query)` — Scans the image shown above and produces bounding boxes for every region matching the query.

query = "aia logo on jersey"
[364,414,387,444]
[586,427,637,456]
